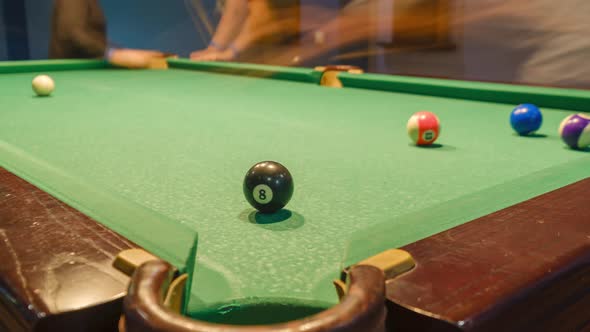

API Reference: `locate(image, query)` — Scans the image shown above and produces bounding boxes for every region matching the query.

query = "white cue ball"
[32,74,55,96]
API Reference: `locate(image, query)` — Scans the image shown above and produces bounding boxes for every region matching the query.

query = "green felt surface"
[1,61,589,319]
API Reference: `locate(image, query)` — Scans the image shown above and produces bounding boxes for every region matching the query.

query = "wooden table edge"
[1,167,589,331]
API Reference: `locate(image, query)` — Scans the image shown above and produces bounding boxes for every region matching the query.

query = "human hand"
[189,46,218,61]
[190,47,237,62]
[108,49,166,69]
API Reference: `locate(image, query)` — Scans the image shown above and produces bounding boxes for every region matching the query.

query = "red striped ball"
[407,111,441,146]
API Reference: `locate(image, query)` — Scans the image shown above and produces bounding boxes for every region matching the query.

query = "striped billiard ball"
[510,104,542,135]
[407,111,440,146]
[559,114,590,149]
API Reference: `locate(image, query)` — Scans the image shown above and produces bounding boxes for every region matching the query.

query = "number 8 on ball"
[253,184,273,204]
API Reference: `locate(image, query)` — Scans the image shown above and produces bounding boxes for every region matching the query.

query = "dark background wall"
[0,2,8,59]
[0,0,216,60]
[2,0,31,59]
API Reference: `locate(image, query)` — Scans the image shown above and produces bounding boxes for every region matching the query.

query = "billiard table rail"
[1,59,590,332]
[122,261,387,332]
[1,172,589,332]
[385,177,590,332]
[0,167,138,332]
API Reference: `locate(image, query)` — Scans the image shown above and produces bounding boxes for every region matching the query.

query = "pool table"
[0,59,588,332]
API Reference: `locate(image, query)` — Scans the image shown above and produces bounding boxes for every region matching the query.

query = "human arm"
[49,0,107,59]
[190,0,249,60]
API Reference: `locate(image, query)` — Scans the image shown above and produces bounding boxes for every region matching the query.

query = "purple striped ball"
[559,114,590,149]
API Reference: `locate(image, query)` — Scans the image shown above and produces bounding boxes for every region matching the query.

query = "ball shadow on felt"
[513,133,547,138]
[238,209,305,231]
[409,143,456,151]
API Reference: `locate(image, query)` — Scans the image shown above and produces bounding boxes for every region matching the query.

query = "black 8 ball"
[243,161,294,214]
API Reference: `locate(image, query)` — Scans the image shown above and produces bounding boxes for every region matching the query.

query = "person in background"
[489,1,590,88]
[50,0,166,68]
[190,0,300,63]
[189,0,249,61]
[190,0,590,89]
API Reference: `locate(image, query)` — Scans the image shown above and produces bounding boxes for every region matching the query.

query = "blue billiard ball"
[510,104,543,136]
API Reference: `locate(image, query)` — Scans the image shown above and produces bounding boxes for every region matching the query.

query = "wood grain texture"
[387,178,590,332]
[0,168,138,332]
